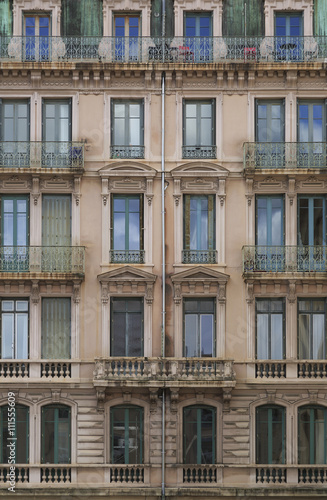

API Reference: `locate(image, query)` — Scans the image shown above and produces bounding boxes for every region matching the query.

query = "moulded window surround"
[263,1,313,37]
[256,405,286,465]
[0,404,29,464]
[174,0,223,37]
[13,3,61,36]
[298,405,327,464]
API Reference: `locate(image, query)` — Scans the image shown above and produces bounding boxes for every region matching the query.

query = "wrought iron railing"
[182,145,216,159]
[182,250,217,264]
[0,142,84,169]
[0,246,85,274]
[242,246,327,273]
[1,36,327,63]
[109,250,145,264]
[244,142,327,169]
[110,145,144,159]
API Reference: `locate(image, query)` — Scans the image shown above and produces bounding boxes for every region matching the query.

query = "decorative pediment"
[99,162,156,178]
[171,162,229,178]
[171,266,229,304]
[98,266,157,304]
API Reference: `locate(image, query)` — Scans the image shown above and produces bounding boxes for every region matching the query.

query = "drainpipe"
[161,70,166,500]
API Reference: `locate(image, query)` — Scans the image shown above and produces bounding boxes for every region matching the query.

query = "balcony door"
[298,101,327,167]
[42,195,71,271]
[298,196,326,271]
[275,12,303,61]
[24,14,50,61]
[0,100,30,167]
[1,196,29,271]
[42,99,72,167]
[114,15,140,62]
[255,100,285,168]
[256,196,284,271]
[184,13,212,62]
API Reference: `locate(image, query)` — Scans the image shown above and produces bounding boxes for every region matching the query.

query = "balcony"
[0,246,85,276]
[242,246,327,274]
[109,250,145,264]
[110,145,144,159]
[182,250,217,264]
[1,35,327,63]
[244,142,327,169]
[182,145,216,159]
[93,357,235,388]
[246,360,327,380]
[0,142,84,170]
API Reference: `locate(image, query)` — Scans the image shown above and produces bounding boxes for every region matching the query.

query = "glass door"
[275,12,303,61]
[298,196,326,271]
[184,13,212,62]
[256,100,285,168]
[298,101,326,167]
[42,99,72,167]
[256,196,284,271]
[24,14,50,61]
[114,15,140,62]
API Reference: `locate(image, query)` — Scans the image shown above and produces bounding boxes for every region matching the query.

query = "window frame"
[298,298,327,360]
[255,298,286,360]
[298,405,327,464]
[256,404,286,465]
[41,297,71,360]
[110,297,144,357]
[110,405,144,464]
[255,99,285,143]
[183,298,216,358]
[0,404,29,464]
[41,404,71,464]
[0,298,29,359]
[110,99,144,159]
[183,405,216,465]
[183,194,215,252]
[182,99,216,158]
[42,98,72,142]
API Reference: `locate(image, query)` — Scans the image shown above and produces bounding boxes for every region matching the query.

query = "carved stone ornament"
[246,282,254,304]
[223,387,232,413]
[266,389,276,403]
[174,283,182,305]
[101,283,109,304]
[149,388,158,414]
[170,389,179,413]
[96,388,106,412]
[51,390,61,403]
[288,280,296,304]
[173,194,181,206]
[73,281,81,304]
[31,280,40,304]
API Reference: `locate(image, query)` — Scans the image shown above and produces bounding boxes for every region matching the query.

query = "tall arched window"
[0,404,29,463]
[256,405,286,464]
[110,405,143,464]
[298,406,327,464]
[183,405,216,464]
[41,405,71,464]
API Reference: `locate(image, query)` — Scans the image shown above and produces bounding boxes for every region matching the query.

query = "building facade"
[0,0,326,498]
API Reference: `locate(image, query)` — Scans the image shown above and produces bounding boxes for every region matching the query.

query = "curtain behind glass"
[61,0,103,36]
[41,298,71,359]
[0,0,12,37]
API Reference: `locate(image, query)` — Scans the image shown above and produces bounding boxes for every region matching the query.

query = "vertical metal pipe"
[161,70,166,500]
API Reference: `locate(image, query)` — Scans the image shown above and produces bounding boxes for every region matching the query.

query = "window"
[256,299,285,360]
[183,195,215,264]
[114,15,140,62]
[111,298,143,356]
[298,196,326,271]
[1,299,28,359]
[24,14,50,61]
[110,195,143,263]
[1,195,29,272]
[298,406,327,464]
[183,406,215,464]
[184,13,212,62]
[183,299,215,357]
[298,101,327,167]
[298,299,326,360]
[255,196,284,272]
[256,405,285,464]
[183,100,216,159]
[255,100,284,168]
[0,100,30,167]
[275,12,303,61]
[41,298,71,359]
[42,99,72,167]
[41,405,71,464]
[42,195,72,272]
[111,405,143,464]
[0,405,29,464]
[111,100,144,159]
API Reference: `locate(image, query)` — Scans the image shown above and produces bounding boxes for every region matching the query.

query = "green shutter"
[42,195,71,247]
[222,0,264,36]
[41,298,71,359]
[0,0,12,37]
[314,0,327,36]
[61,0,103,36]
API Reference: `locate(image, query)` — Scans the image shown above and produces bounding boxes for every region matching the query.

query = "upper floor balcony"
[244,142,327,170]
[0,142,84,171]
[1,36,327,64]
[242,245,327,275]
[0,246,85,277]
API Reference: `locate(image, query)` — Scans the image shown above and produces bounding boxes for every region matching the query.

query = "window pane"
[200,314,213,357]
[298,313,310,359]
[2,313,14,358]
[184,407,198,463]
[313,314,325,359]
[271,314,283,360]
[42,298,71,359]
[111,406,143,464]
[257,314,269,359]
[184,314,197,357]
[16,313,28,359]
[111,299,143,356]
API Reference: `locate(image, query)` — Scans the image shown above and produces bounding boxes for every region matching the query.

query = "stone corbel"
[287,280,296,304]
[31,280,40,304]
[170,389,179,413]
[96,388,106,412]
[173,283,182,305]
[246,281,254,304]
[32,176,40,205]
[218,283,226,303]
[173,194,181,206]
[73,281,81,304]
[145,282,154,305]
[102,178,109,206]
[146,178,153,205]
[223,388,232,413]
[149,389,158,414]
[308,390,318,404]
[51,389,61,403]
[101,283,109,304]
[266,389,276,403]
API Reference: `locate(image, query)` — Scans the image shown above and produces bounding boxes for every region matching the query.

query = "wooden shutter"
[42,195,71,246]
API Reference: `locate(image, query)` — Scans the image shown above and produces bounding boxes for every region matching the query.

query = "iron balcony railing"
[0,142,84,169]
[243,245,327,273]
[0,246,85,274]
[109,250,145,264]
[182,250,217,264]
[110,145,144,159]
[244,142,327,169]
[2,36,327,63]
[182,145,217,159]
